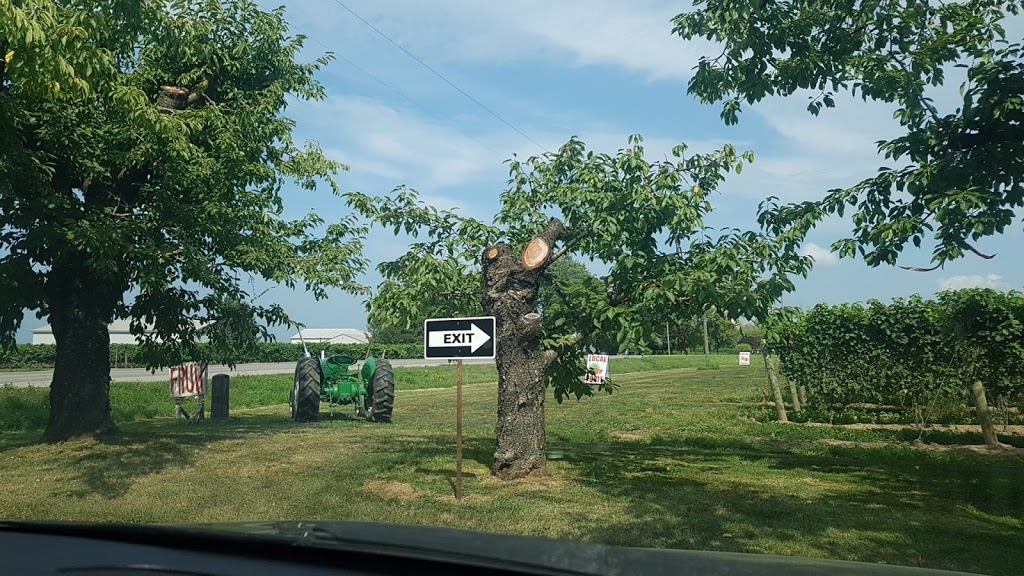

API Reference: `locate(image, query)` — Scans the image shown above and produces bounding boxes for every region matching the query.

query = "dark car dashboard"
[0,521,984,576]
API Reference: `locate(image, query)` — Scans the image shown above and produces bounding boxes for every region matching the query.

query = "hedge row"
[0,342,424,369]
[774,289,1024,415]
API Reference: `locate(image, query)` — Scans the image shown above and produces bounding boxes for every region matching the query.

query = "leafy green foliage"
[673,0,1024,266]
[0,1,366,366]
[0,0,157,99]
[774,290,1024,420]
[938,288,1024,399]
[351,136,813,401]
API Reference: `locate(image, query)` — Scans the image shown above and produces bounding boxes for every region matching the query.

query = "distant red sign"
[170,363,207,398]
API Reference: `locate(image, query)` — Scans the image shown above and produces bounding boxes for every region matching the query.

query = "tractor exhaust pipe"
[298,330,311,358]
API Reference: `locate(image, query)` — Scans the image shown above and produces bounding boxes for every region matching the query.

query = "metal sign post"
[424,316,496,501]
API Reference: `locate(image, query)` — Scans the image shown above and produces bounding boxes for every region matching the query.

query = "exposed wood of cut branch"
[521,238,550,270]
[156,85,189,111]
[521,218,565,271]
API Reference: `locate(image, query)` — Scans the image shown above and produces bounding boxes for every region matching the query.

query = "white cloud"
[938,274,1010,291]
[307,95,507,190]
[799,243,839,266]
[280,0,708,82]
[304,94,744,194]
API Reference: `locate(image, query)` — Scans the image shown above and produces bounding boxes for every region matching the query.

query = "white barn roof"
[290,328,369,344]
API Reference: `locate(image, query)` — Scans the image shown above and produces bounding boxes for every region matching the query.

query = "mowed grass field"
[1,357,1022,575]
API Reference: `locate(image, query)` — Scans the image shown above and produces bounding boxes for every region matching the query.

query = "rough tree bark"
[482,218,565,480]
[42,258,121,442]
[969,380,999,447]
[786,376,802,413]
[764,352,789,423]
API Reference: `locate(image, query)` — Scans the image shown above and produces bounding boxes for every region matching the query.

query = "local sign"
[585,354,609,384]
[424,316,496,359]
[739,352,751,366]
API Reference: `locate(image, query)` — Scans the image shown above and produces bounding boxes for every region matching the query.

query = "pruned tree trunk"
[969,380,999,447]
[764,352,788,423]
[786,377,802,413]
[42,260,120,442]
[483,219,565,480]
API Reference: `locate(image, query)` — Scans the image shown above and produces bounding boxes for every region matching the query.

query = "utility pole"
[666,321,671,355]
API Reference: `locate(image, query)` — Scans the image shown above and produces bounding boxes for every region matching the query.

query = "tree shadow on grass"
[555,434,1024,576]
[53,413,299,499]
[0,430,42,453]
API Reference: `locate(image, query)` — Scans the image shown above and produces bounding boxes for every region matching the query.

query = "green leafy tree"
[350,136,812,479]
[0,1,366,441]
[673,1,1024,267]
[938,288,1024,445]
[365,272,476,344]
[366,307,422,344]
[537,257,619,354]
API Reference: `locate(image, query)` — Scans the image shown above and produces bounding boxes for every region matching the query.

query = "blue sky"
[15,0,1024,342]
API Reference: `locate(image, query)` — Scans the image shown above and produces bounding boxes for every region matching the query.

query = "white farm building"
[289,328,369,345]
[32,319,206,345]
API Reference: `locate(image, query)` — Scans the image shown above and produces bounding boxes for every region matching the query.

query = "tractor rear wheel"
[366,359,395,423]
[292,356,322,422]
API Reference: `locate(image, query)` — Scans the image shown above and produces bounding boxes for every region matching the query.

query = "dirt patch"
[611,430,651,442]
[362,480,419,501]
[819,438,889,449]
[818,438,1024,458]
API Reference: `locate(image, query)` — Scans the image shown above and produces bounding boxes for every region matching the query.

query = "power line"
[327,0,550,153]
[293,27,499,156]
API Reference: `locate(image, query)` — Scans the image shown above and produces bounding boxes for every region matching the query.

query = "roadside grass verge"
[1,363,1022,575]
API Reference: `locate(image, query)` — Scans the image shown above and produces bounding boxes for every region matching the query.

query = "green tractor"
[290,346,396,423]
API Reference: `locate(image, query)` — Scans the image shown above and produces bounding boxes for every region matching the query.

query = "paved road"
[0,357,496,388]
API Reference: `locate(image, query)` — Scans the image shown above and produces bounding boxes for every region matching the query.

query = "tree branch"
[541,332,584,368]
[521,312,543,340]
[966,243,996,260]
[548,232,586,266]
[898,262,943,272]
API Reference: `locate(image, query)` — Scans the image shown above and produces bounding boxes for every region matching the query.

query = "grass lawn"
[1,361,1022,575]
[0,355,739,432]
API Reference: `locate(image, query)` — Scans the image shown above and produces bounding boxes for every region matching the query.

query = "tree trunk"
[42,260,120,443]
[798,384,808,407]
[764,353,788,423]
[483,219,564,480]
[786,377,802,413]
[969,380,999,447]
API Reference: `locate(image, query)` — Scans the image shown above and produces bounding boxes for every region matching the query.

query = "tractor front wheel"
[366,360,395,423]
[292,356,322,422]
